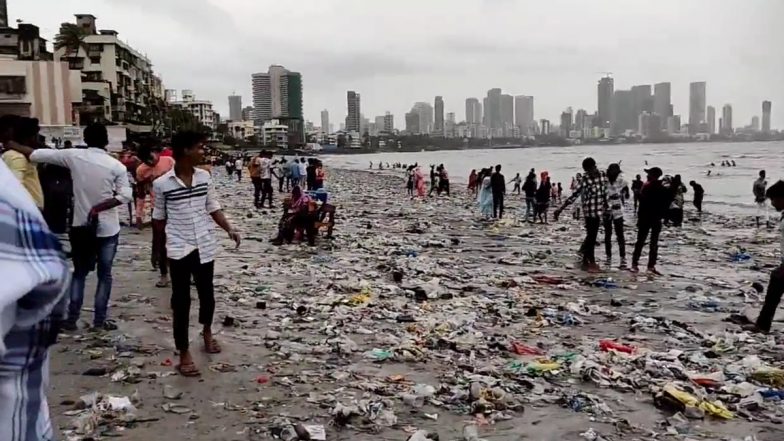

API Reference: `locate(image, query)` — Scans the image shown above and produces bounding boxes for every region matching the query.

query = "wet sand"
[50,168,783,441]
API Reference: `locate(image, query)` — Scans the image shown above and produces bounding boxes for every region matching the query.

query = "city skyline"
[17,0,784,129]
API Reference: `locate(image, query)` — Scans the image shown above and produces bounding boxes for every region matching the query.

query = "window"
[90,56,101,64]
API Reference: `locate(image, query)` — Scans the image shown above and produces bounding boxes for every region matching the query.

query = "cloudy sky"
[16,0,784,129]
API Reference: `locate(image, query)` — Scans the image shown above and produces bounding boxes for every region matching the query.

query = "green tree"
[54,23,88,64]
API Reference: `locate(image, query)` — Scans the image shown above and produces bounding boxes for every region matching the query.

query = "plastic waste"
[751,368,784,388]
[599,339,635,354]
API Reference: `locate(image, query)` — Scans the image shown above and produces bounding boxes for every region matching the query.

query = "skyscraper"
[405,112,419,134]
[500,94,514,131]
[722,104,733,135]
[611,90,634,134]
[228,94,242,121]
[560,107,573,137]
[251,65,303,144]
[597,76,614,128]
[346,91,361,132]
[411,102,434,134]
[434,96,444,136]
[653,82,672,122]
[707,106,716,134]
[689,81,706,134]
[486,88,502,129]
[514,96,534,135]
[751,116,760,131]
[762,101,772,133]
[465,98,482,125]
[321,109,329,134]
[631,85,653,122]
[383,112,394,132]
[241,106,254,121]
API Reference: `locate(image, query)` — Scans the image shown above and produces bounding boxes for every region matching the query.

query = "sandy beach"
[49,167,783,441]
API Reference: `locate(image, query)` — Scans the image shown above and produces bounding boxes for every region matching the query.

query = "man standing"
[631,167,670,275]
[689,180,705,213]
[745,181,784,333]
[428,165,439,197]
[754,170,770,228]
[554,157,608,272]
[7,124,132,331]
[136,142,175,288]
[249,151,263,208]
[490,165,506,219]
[631,174,643,215]
[259,151,274,209]
[522,172,537,222]
[152,131,240,377]
[298,158,307,188]
[1,116,44,209]
[439,164,450,196]
[234,156,244,182]
[604,163,629,268]
[289,159,300,189]
[0,160,71,441]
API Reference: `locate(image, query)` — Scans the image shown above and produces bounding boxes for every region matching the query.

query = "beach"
[49,167,783,441]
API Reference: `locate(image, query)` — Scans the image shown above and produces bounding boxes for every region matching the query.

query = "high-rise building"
[762,101,772,133]
[707,106,716,134]
[411,102,434,134]
[465,98,482,125]
[500,94,514,129]
[631,85,653,123]
[434,96,444,136]
[574,109,588,131]
[751,116,760,131]
[251,65,304,144]
[514,95,534,135]
[560,107,573,137]
[689,81,707,134]
[405,112,419,134]
[383,112,394,133]
[241,106,254,121]
[486,88,502,129]
[722,104,733,135]
[653,82,672,126]
[228,94,242,121]
[611,90,634,134]
[321,109,329,134]
[540,119,551,135]
[638,112,662,139]
[597,76,614,128]
[346,91,361,132]
[666,115,681,135]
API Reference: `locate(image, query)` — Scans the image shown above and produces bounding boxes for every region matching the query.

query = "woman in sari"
[468,169,478,194]
[272,186,314,245]
[478,175,493,218]
[414,166,426,197]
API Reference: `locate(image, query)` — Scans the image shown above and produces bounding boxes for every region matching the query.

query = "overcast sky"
[16,0,784,129]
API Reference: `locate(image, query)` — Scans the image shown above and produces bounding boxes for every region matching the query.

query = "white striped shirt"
[151,168,221,263]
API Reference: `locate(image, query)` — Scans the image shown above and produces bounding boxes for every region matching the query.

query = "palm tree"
[55,23,88,64]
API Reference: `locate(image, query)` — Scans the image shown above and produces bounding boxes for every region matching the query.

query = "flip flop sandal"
[204,337,222,354]
[176,362,201,377]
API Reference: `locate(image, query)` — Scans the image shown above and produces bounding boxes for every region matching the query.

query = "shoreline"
[49,168,782,441]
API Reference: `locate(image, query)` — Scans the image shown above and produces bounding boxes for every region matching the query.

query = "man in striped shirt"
[152,131,241,377]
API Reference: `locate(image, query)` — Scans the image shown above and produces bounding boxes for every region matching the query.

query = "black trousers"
[251,177,263,206]
[513,183,521,194]
[669,208,684,227]
[632,218,662,268]
[493,192,504,218]
[757,264,784,332]
[170,250,215,352]
[278,177,286,193]
[693,195,703,213]
[260,179,274,207]
[582,217,601,265]
[152,228,168,276]
[440,179,450,196]
[604,217,626,261]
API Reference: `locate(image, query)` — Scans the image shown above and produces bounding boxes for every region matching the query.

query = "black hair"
[137,144,153,162]
[766,180,784,199]
[13,117,40,144]
[171,130,203,159]
[83,123,109,148]
[582,157,596,170]
[0,114,20,134]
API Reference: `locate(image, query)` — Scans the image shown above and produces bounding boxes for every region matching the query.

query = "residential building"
[346,90,360,132]
[560,107,573,137]
[228,94,242,121]
[465,98,482,124]
[751,116,760,131]
[251,64,304,144]
[611,90,634,134]
[172,91,215,129]
[721,104,733,135]
[597,75,614,128]
[638,111,662,139]
[383,112,394,133]
[321,109,329,134]
[410,102,433,135]
[241,106,253,121]
[631,85,653,124]
[514,95,534,135]
[500,94,514,131]
[445,112,456,138]
[707,106,716,134]
[666,115,681,135]
[53,14,160,126]
[227,120,255,141]
[574,109,589,131]
[405,111,419,134]
[434,96,444,136]
[486,88,502,129]
[373,115,384,135]
[689,81,707,134]
[0,23,51,61]
[539,119,550,135]
[762,100,772,133]
[261,119,288,149]
[164,89,177,103]
[653,82,672,123]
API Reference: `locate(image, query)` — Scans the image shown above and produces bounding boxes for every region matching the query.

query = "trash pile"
[49,168,784,441]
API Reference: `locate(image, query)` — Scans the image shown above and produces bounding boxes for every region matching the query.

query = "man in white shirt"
[298,157,307,187]
[234,157,244,182]
[259,151,274,209]
[7,123,132,331]
[152,131,240,377]
[747,180,784,333]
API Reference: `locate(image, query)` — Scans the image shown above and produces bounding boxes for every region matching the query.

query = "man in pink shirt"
[137,142,175,287]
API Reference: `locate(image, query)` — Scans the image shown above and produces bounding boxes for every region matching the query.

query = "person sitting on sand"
[272,186,316,246]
